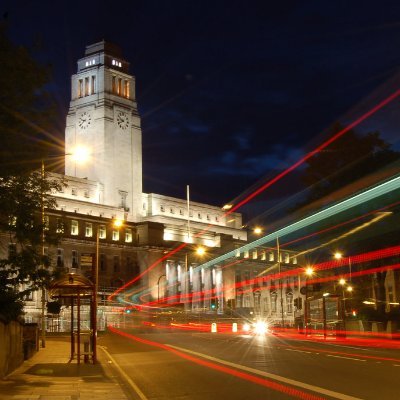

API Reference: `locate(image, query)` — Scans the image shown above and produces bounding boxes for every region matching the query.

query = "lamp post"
[304,266,314,336]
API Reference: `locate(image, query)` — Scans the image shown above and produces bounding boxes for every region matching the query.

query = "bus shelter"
[48,272,97,363]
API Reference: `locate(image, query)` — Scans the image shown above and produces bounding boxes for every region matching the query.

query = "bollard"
[211,323,217,333]
[232,323,238,333]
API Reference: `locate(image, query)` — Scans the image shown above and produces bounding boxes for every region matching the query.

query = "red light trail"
[110,88,400,301]
[109,326,326,400]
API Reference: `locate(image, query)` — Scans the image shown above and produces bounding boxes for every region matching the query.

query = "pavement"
[0,336,132,400]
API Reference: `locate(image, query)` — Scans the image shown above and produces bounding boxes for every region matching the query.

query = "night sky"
[3,0,400,219]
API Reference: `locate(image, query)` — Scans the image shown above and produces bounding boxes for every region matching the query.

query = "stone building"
[6,40,308,328]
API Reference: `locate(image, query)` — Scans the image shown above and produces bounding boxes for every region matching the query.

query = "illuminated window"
[78,79,83,98]
[71,220,78,235]
[284,253,290,263]
[112,230,119,241]
[85,77,89,96]
[44,215,50,230]
[118,78,122,95]
[124,80,130,98]
[91,75,96,94]
[85,222,93,237]
[269,252,274,262]
[252,250,257,259]
[261,251,266,261]
[244,250,249,259]
[125,228,132,243]
[99,225,106,239]
[56,218,65,234]
[292,256,297,264]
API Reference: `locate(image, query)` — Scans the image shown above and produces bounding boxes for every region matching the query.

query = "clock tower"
[65,41,142,219]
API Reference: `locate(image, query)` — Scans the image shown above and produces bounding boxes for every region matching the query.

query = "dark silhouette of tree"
[0,22,56,175]
[301,122,399,203]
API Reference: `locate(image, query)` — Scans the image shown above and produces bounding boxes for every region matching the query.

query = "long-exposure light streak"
[197,175,400,272]
[110,89,400,300]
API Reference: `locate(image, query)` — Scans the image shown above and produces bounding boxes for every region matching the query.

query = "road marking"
[393,364,400,367]
[285,348,312,354]
[326,355,366,362]
[166,344,362,400]
[100,345,148,400]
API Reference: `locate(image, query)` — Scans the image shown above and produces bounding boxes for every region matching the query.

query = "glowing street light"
[253,227,262,235]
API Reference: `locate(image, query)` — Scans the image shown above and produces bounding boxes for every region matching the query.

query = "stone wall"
[0,320,24,378]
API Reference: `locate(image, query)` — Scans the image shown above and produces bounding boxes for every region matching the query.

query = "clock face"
[78,111,92,130]
[117,111,129,130]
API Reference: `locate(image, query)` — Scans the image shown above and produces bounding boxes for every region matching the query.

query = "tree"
[0,22,56,175]
[300,123,399,203]
[0,171,63,322]
[297,124,400,324]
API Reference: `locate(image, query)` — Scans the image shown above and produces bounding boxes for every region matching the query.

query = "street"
[98,322,400,400]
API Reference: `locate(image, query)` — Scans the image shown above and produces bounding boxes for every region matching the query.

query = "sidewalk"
[0,336,130,400]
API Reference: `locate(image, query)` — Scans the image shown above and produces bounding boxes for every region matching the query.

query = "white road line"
[393,364,400,367]
[166,344,362,400]
[326,355,366,362]
[284,348,312,354]
[100,345,148,400]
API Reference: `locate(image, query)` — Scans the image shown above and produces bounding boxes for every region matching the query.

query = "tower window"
[91,76,96,94]
[85,77,89,96]
[78,79,83,98]
[118,78,122,95]
[112,76,116,93]
[124,80,130,98]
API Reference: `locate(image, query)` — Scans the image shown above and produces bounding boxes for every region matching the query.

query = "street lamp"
[334,252,352,282]
[304,266,314,335]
